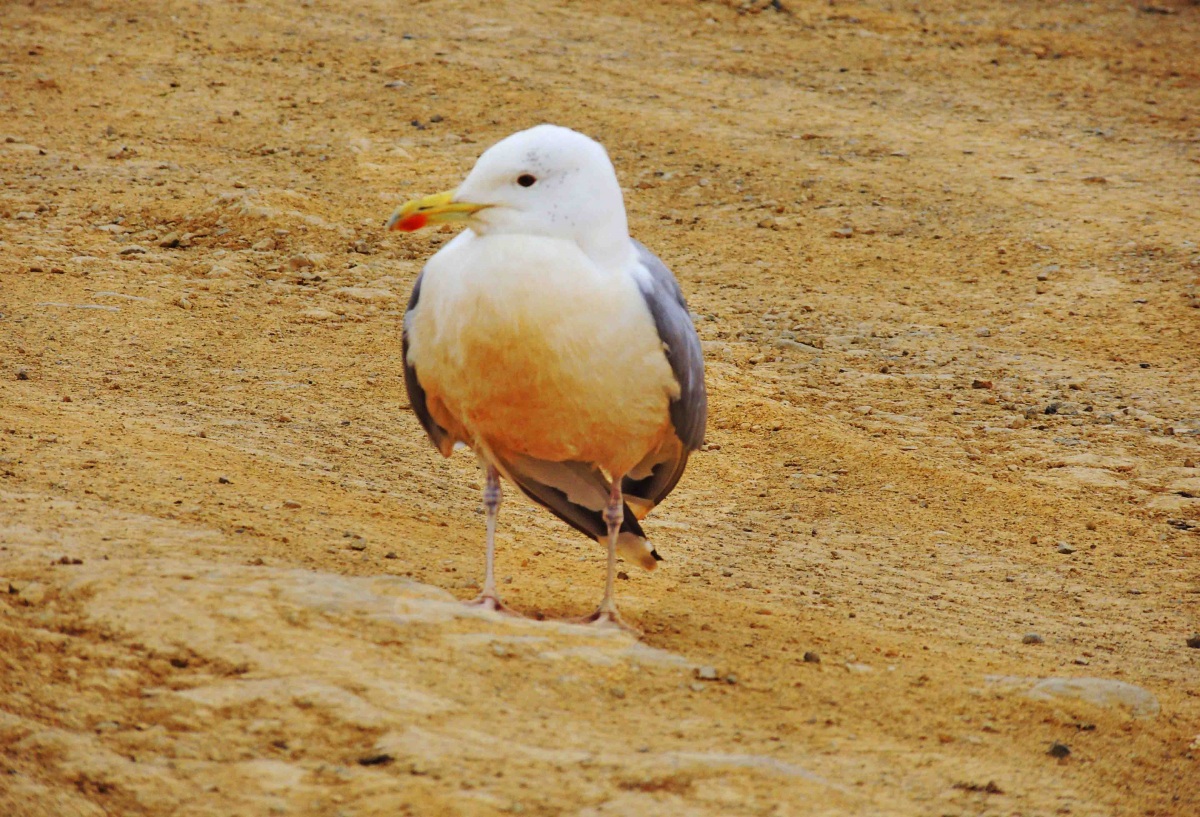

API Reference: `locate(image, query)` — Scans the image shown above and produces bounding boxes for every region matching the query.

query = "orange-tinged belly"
[407,234,678,473]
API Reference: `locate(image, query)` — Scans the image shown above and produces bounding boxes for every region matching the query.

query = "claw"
[465,594,523,617]
[574,606,641,636]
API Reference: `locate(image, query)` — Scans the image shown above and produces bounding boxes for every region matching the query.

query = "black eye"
[517,174,536,187]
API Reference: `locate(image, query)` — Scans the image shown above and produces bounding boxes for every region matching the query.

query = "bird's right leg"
[467,464,517,614]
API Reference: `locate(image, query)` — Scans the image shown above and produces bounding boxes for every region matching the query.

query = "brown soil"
[2,1,1198,815]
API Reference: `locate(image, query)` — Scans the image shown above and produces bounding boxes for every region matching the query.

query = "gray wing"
[402,269,453,455]
[620,240,707,513]
[632,239,707,451]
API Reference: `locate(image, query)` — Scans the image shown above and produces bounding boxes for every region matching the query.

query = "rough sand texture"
[1,1,1198,815]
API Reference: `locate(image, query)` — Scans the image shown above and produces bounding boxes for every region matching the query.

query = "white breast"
[406,231,679,473]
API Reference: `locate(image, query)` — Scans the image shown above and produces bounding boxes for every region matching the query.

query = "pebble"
[1048,742,1071,758]
[218,476,232,484]
[283,500,302,509]
[803,651,821,663]
[1056,542,1076,554]
[16,368,29,380]
[694,666,719,681]
[347,541,367,552]
[1187,634,1200,649]
[158,232,181,248]
[252,238,276,252]
[831,225,854,238]
[118,245,147,255]
[971,379,993,389]
[689,682,707,693]
[1022,633,1045,645]
[975,327,991,337]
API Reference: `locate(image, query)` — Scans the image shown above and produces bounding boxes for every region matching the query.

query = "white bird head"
[387,125,633,268]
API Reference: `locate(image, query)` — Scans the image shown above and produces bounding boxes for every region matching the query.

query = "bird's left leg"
[580,474,639,634]
[466,464,519,615]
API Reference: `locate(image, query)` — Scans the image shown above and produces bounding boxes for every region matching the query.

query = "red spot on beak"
[391,212,428,232]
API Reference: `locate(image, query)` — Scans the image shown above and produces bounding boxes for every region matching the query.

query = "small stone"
[610,687,626,699]
[616,571,629,580]
[1184,458,1196,469]
[118,245,147,255]
[347,541,367,552]
[1044,403,1060,415]
[831,225,854,238]
[803,651,821,663]
[1048,742,1071,758]
[975,327,991,337]
[689,682,706,693]
[1057,542,1076,554]
[282,500,302,509]
[16,368,29,380]
[695,666,719,681]
[1022,633,1045,645]
[971,379,993,389]
[252,238,276,252]
[1187,635,1200,649]
[358,753,393,767]
[158,231,181,248]
[725,674,738,685]
[218,476,232,484]
[384,551,398,560]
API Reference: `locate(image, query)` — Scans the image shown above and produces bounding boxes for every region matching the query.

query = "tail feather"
[492,454,658,570]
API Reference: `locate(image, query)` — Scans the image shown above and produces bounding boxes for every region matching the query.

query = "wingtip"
[650,548,663,562]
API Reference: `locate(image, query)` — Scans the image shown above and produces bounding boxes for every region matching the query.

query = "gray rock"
[1022,633,1045,645]
[988,675,1160,719]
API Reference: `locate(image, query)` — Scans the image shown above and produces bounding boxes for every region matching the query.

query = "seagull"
[386,124,706,631]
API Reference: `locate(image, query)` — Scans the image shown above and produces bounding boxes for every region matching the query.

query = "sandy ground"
[2,0,1199,814]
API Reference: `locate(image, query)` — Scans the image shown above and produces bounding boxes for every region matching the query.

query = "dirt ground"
[1,0,1198,814]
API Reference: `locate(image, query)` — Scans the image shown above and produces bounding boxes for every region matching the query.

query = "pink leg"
[466,465,520,615]
[579,475,639,634]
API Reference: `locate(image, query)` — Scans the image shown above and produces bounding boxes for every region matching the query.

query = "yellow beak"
[385,190,488,232]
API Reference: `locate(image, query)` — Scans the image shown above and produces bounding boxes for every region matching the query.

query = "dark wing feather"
[402,270,453,455]
[632,239,707,451]
[496,454,646,542]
